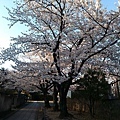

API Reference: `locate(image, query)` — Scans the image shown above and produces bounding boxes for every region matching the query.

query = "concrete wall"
[0,94,26,112]
[12,94,26,108]
[0,94,12,112]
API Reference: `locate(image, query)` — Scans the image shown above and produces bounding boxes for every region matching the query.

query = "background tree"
[0,68,8,89]
[0,68,16,90]
[11,51,56,107]
[33,79,53,108]
[76,68,109,117]
[1,0,120,118]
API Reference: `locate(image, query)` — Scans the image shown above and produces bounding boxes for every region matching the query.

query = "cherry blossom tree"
[11,52,55,107]
[1,0,120,118]
[33,79,53,107]
[0,68,16,90]
[0,68,9,89]
[0,68,23,97]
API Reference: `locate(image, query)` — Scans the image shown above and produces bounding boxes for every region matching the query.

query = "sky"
[0,1,23,49]
[0,0,118,69]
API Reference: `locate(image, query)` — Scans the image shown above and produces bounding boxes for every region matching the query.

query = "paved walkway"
[4,101,41,120]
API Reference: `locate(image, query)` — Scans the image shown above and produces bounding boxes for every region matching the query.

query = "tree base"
[59,112,74,119]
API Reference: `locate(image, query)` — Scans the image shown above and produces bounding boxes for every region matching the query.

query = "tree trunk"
[53,84,59,111]
[59,89,68,118]
[58,83,71,119]
[44,93,51,108]
[89,98,95,117]
[116,81,120,98]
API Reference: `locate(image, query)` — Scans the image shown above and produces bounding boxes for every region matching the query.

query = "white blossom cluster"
[0,0,120,91]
